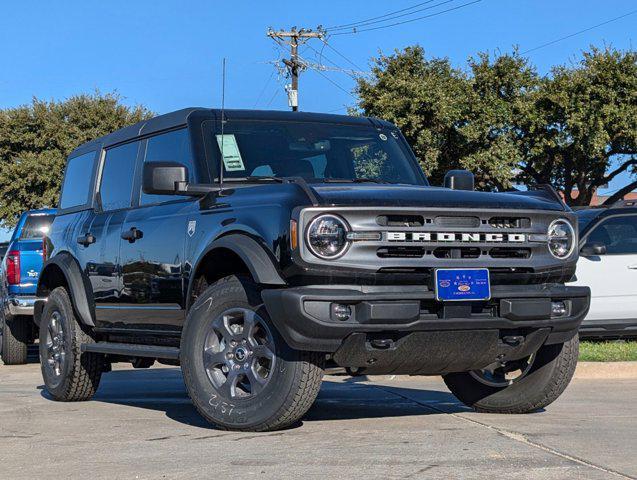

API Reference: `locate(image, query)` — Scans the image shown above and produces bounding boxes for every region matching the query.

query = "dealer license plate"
[435,268,491,301]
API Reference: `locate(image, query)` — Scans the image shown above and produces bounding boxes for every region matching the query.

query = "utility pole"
[267,27,324,111]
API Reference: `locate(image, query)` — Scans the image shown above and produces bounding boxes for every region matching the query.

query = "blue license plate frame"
[434,268,491,302]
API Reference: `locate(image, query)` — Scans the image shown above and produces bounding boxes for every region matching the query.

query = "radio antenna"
[218,57,226,192]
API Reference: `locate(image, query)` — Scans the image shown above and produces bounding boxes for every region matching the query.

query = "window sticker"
[216,134,245,171]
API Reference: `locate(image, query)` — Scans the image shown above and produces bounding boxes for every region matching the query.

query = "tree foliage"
[356,46,637,205]
[0,92,152,227]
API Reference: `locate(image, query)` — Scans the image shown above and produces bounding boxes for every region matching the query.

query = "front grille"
[377,246,425,258]
[433,247,481,259]
[489,217,531,228]
[299,206,577,285]
[489,247,531,259]
[377,214,424,227]
[434,216,480,228]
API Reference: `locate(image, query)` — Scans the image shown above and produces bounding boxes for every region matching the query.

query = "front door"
[574,214,637,321]
[117,128,199,332]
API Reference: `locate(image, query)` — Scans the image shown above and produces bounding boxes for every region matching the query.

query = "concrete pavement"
[0,362,635,479]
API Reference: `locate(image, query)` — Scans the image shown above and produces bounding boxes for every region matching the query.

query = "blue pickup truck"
[1,209,55,364]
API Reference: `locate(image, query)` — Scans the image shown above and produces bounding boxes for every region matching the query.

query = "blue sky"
[0,0,636,239]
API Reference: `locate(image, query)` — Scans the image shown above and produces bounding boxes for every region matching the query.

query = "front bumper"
[262,283,590,354]
[3,295,37,316]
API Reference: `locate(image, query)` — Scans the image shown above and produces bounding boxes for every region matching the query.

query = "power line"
[327,0,457,32]
[330,0,482,36]
[253,70,275,108]
[304,43,365,79]
[325,0,438,30]
[311,66,356,98]
[321,41,365,73]
[521,9,637,54]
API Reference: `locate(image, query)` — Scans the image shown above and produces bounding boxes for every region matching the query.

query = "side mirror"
[580,242,607,257]
[444,170,474,191]
[142,162,188,195]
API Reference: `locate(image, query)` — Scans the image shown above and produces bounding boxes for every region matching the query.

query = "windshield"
[19,214,53,240]
[576,209,601,234]
[211,120,427,185]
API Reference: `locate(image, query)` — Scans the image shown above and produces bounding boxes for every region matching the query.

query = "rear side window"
[140,129,195,205]
[587,215,637,254]
[59,151,97,209]
[99,141,141,211]
[20,215,54,239]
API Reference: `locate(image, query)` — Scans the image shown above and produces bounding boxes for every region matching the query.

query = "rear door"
[574,214,637,321]
[88,140,142,327]
[118,128,199,331]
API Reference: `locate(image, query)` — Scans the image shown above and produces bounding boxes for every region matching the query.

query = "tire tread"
[2,315,29,365]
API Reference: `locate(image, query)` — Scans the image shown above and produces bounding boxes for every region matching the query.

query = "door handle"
[77,233,96,246]
[628,265,637,270]
[121,227,143,243]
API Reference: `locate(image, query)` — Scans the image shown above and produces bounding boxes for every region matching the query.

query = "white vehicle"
[571,203,637,338]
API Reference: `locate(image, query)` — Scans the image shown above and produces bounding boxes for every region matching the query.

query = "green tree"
[356,46,637,206]
[519,47,637,206]
[0,92,152,227]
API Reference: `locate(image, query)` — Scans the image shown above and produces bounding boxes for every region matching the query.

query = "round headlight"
[547,219,575,259]
[306,214,350,259]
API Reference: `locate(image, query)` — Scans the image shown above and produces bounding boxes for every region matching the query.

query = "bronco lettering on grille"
[386,232,526,243]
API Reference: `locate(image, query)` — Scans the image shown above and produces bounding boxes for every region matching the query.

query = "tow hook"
[502,335,524,347]
[369,338,394,350]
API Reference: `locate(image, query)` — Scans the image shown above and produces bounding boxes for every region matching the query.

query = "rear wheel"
[181,275,324,431]
[443,335,579,413]
[1,312,29,365]
[39,287,103,401]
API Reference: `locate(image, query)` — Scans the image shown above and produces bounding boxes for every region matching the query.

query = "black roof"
[70,108,392,157]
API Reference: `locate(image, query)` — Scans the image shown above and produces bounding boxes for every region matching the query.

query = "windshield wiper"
[322,177,392,184]
[222,176,321,206]
[224,176,284,183]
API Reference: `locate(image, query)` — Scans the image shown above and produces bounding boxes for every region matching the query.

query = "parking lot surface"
[1,361,635,480]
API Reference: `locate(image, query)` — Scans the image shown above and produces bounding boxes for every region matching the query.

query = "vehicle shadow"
[40,367,468,429]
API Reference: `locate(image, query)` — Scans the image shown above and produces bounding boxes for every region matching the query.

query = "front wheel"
[181,276,324,431]
[443,335,579,413]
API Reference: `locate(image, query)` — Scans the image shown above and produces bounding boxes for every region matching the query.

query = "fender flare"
[36,253,95,327]
[187,234,286,305]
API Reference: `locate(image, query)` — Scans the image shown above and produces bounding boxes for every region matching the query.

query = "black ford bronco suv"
[35,108,590,431]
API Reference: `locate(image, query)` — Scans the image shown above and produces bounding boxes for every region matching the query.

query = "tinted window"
[99,141,140,211]
[576,210,601,234]
[20,214,54,239]
[59,151,97,209]
[587,215,637,254]
[140,129,195,205]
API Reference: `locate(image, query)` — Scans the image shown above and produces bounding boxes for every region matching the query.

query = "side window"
[587,215,637,254]
[99,141,140,211]
[59,151,97,209]
[140,129,195,205]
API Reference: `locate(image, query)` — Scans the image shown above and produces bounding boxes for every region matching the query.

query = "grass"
[579,340,637,362]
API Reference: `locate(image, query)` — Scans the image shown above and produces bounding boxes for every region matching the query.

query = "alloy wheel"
[203,308,275,399]
[45,311,67,380]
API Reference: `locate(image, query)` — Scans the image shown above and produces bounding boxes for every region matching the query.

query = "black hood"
[311,184,565,211]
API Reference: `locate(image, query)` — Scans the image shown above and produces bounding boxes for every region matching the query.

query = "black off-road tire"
[181,275,325,431]
[1,312,29,365]
[39,287,103,401]
[443,335,579,413]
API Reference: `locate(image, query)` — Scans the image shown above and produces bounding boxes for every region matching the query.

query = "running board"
[81,342,180,360]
